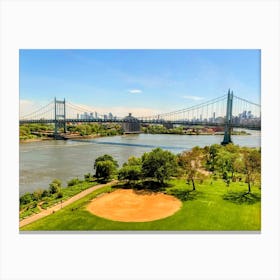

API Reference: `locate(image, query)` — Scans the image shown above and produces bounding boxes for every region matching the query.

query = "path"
[19,180,118,228]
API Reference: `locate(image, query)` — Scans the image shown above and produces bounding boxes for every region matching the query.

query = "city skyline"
[20,49,260,117]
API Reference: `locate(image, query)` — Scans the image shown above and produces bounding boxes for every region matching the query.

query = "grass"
[20,181,98,220]
[20,179,261,231]
[20,206,41,220]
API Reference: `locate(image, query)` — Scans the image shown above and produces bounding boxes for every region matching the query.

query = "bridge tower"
[54,98,66,138]
[221,89,233,145]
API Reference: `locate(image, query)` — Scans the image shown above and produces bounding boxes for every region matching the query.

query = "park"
[20,143,261,231]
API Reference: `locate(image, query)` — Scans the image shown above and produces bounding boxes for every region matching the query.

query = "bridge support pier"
[221,89,233,145]
[54,98,67,138]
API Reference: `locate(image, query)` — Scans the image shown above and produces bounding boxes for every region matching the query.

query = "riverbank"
[20,137,52,143]
[19,130,251,143]
[19,134,106,143]
[20,180,118,228]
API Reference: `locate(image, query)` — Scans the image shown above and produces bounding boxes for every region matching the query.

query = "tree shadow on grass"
[168,189,198,202]
[223,191,261,205]
[115,180,169,195]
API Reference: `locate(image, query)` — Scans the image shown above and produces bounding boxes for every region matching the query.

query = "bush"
[49,179,62,194]
[20,193,34,205]
[67,178,80,186]
[56,191,63,199]
[33,189,43,201]
[41,190,50,197]
[84,173,95,182]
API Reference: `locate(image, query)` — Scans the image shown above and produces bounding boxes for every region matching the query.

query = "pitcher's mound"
[86,189,182,222]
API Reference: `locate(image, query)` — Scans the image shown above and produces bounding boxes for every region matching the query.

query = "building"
[122,113,141,134]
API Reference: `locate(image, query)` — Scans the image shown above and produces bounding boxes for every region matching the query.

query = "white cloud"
[128,89,142,94]
[182,95,204,101]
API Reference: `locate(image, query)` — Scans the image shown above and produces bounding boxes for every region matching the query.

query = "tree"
[123,156,142,167]
[241,148,261,193]
[118,165,142,184]
[178,146,206,191]
[94,154,118,169]
[49,179,62,194]
[141,148,178,184]
[205,144,222,171]
[95,160,117,181]
[94,155,118,181]
[118,156,142,184]
[32,189,43,201]
[216,149,239,186]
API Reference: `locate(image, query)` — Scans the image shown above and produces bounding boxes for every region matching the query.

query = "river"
[19,131,261,195]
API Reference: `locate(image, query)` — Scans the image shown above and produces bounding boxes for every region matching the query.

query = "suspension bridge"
[20,89,261,144]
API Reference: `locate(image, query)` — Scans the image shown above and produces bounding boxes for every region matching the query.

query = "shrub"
[56,191,63,199]
[20,193,34,205]
[33,189,43,201]
[41,190,50,198]
[67,178,80,186]
[84,173,95,182]
[49,179,62,194]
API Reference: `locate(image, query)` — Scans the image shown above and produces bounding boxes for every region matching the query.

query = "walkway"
[19,180,118,228]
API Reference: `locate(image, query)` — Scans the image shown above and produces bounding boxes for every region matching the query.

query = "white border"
[1,1,279,280]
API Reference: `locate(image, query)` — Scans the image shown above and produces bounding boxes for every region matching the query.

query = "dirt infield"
[86,189,182,222]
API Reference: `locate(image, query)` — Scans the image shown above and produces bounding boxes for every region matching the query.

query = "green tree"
[118,156,142,184]
[216,149,239,186]
[178,146,206,191]
[241,148,261,193]
[123,156,142,167]
[95,160,117,181]
[32,189,43,201]
[94,154,118,169]
[49,179,62,194]
[206,144,222,171]
[118,165,142,183]
[94,154,118,181]
[141,148,178,184]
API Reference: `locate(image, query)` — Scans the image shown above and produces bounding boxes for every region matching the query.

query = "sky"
[19,49,260,117]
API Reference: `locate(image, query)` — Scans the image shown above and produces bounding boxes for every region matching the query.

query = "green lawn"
[20,181,99,220]
[20,179,261,231]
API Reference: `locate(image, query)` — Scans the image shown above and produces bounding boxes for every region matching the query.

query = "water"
[19,131,260,195]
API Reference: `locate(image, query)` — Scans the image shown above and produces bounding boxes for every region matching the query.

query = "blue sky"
[19,49,260,117]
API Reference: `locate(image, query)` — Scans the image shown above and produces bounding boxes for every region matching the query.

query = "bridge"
[20,89,261,144]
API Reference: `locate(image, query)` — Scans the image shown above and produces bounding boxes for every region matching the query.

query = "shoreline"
[19,180,118,228]
[19,134,105,143]
[19,131,251,143]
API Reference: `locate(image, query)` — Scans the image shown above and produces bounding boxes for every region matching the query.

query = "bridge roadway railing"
[19,118,261,130]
